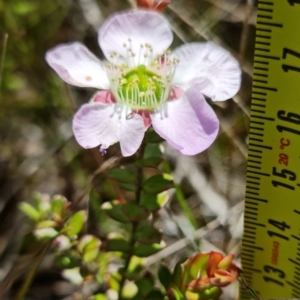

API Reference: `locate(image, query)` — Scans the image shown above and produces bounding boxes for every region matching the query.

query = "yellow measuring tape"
[241,0,300,298]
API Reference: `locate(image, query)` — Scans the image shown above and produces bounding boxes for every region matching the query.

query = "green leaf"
[65,211,86,237]
[135,273,155,297]
[51,195,68,218]
[122,281,138,299]
[109,168,137,183]
[106,233,130,252]
[90,294,106,300]
[123,202,150,221]
[77,235,101,263]
[34,228,58,239]
[55,255,81,268]
[145,130,164,143]
[134,224,161,244]
[144,143,162,158]
[36,220,58,229]
[101,201,131,223]
[143,174,174,194]
[171,258,187,286]
[144,289,165,300]
[170,287,185,300]
[135,157,163,168]
[19,202,40,221]
[119,182,137,192]
[125,256,144,280]
[134,242,164,257]
[140,192,169,212]
[158,265,172,290]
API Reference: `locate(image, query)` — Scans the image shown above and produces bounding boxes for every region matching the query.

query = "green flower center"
[117,65,166,110]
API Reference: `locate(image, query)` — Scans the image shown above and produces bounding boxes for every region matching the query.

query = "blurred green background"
[0,0,255,299]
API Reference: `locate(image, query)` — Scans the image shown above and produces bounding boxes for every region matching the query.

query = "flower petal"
[172,42,241,101]
[45,42,110,89]
[151,84,219,155]
[99,10,173,64]
[72,97,145,156]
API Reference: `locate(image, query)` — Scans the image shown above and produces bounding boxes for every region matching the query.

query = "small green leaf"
[106,233,130,252]
[170,287,185,300]
[143,174,174,194]
[125,256,144,280]
[36,220,58,229]
[65,211,86,237]
[34,228,58,239]
[51,195,68,218]
[109,168,137,183]
[158,265,172,290]
[55,255,81,268]
[134,242,164,257]
[90,294,106,300]
[101,201,131,223]
[122,281,138,299]
[135,157,163,168]
[134,224,161,244]
[77,235,101,263]
[140,192,169,211]
[123,202,150,221]
[19,202,40,221]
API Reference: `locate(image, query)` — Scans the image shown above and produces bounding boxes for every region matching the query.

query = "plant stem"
[15,241,51,300]
[118,143,146,299]
[0,33,8,94]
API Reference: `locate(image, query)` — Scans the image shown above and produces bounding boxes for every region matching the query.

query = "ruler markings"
[257,15,273,19]
[254,42,271,46]
[253,85,277,92]
[253,66,269,71]
[246,191,259,196]
[244,211,258,216]
[256,28,272,32]
[245,206,258,211]
[257,8,273,12]
[254,54,280,60]
[256,34,271,39]
[253,73,268,78]
[287,281,300,292]
[294,209,300,215]
[253,79,268,84]
[242,262,255,267]
[244,221,265,228]
[248,160,262,164]
[257,21,283,27]
[245,196,268,202]
[251,115,275,121]
[248,149,263,154]
[249,132,263,137]
[258,1,274,5]
[251,109,265,114]
[247,170,270,176]
[254,57,270,62]
[248,155,262,159]
[251,104,266,108]
[248,143,272,150]
[289,258,300,267]
[292,235,300,242]
[249,138,264,142]
[246,175,261,180]
[246,185,260,190]
[255,48,271,52]
[246,181,260,185]
[243,238,256,243]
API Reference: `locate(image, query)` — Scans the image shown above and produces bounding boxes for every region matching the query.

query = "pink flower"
[136,0,171,12]
[46,10,241,157]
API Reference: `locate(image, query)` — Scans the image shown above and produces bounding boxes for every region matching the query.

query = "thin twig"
[0,33,8,93]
